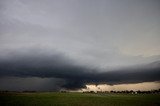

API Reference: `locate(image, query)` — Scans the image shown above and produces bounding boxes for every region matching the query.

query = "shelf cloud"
[0,0,160,91]
[0,51,159,90]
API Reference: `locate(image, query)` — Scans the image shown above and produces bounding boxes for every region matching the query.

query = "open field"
[0,92,160,106]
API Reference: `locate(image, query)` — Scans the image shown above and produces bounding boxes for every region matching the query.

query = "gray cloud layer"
[0,0,160,69]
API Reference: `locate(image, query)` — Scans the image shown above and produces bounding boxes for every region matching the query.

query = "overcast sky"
[0,0,160,91]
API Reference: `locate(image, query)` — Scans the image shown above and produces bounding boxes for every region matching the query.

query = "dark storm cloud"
[0,77,65,91]
[0,0,160,90]
[0,52,159,90]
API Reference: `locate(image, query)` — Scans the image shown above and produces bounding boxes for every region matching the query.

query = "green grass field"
[0,92,160,106]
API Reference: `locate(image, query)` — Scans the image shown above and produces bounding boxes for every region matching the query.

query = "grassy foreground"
[0,92,160,106]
